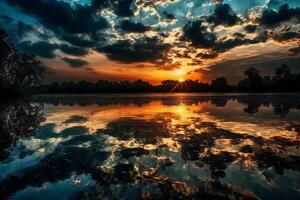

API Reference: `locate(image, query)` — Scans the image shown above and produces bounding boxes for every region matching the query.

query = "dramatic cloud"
[197,52,218,59]
[273,31,300,42]
[213,38,253,53]
[119,20,151,33]
[62,57,89,68]
[17,41,57,58]
[16,21,34,37]
[97,37,171,64]
[259,4,300,26]
[5,0,109,34]
[182,20,217,48]
[207,3,241,26]
[0,15,13,24]
[244,24,257,33]
[288,45,300,55]
[163,11,176,20]
[59,44,89,56]
[112,0,135,17]
[1,0,300,83]
[91,0,110,10]
[60,34,95,48]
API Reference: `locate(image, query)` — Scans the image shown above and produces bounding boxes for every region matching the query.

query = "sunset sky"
[0,0,299,84]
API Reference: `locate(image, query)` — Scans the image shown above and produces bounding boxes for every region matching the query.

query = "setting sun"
[1,0,300,199]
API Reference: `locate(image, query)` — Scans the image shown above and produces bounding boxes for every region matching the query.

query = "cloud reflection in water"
[0,94,299,200]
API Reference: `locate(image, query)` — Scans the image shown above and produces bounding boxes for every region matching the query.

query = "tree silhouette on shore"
[39,65,300,94]
[0,28,44,96]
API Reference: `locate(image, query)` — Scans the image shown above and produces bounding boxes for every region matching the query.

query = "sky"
[0,0,300,84]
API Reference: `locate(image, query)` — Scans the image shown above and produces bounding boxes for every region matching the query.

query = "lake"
[0,94,299,200]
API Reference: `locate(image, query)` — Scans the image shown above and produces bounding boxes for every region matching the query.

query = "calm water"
[0,94,300,200]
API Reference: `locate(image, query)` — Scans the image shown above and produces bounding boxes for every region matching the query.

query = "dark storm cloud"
[112,0,135,17]
[211,31,270,53]
[17,39,90,58]
[180,3,300,59]
[267,0,283,8]
[288,45,300,55]
[59,44,89,56]
[5,0,109,34]
[181,20,217,48]
[16,21,34,37]
[259,4,300,27]
[97,37,171,63]
[181,18,269,55]
[175,50,192,59]
[60,34,95,48]
[15,21,51,40]
[273,31,300,42]
[0,15,13,24]
[207,4,240,27]
[2,0,300,71]
[244,24,257,33]
[119,20,151,33]
[213,38,252,53]
[178,3,300,59]
[62,57,89,68]
[17,41,57,58]
[91,0,110,10]
[92,0,135,17]
[233,32,245,38]
[252,31,269,43]
[163,11,176,20]
[197,52,218,59]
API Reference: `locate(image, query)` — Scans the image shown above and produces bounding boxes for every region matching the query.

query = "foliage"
[0,99,45,160]
[238,64,300,92]
[0,28,44,96]
[39,65,300,93]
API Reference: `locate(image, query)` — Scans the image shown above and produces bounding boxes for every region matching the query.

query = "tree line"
[39,65,300,93]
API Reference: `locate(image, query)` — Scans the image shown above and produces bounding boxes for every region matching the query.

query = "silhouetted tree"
[36,64,300,94]
[0,28,44,96]
[132,79,152,92]
[272,64,296,91]
[0,28,13,66]
[160,80,179,92]
[245,68,266,90]
[237,68,267,91]
[211,77,230,92]
[95,80,113,93]
[275,64,290,79]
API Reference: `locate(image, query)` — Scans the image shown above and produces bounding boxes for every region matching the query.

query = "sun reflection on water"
[1,95,300,199]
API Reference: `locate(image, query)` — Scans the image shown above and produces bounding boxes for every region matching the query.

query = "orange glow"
[42,40,300,84]
[43,98,298,142]
[179,78,184,83]
[173,69,185,77]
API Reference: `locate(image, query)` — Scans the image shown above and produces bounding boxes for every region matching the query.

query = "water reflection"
[0,94,299,200]
[0,100,44,161]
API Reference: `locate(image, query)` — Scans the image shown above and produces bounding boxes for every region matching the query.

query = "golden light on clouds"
[43,39,300,85]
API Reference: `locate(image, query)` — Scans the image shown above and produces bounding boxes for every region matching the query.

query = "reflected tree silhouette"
[33,95,300,118]
[1,95,300,199]
[243,100,261,115]
[0,99,44,160]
